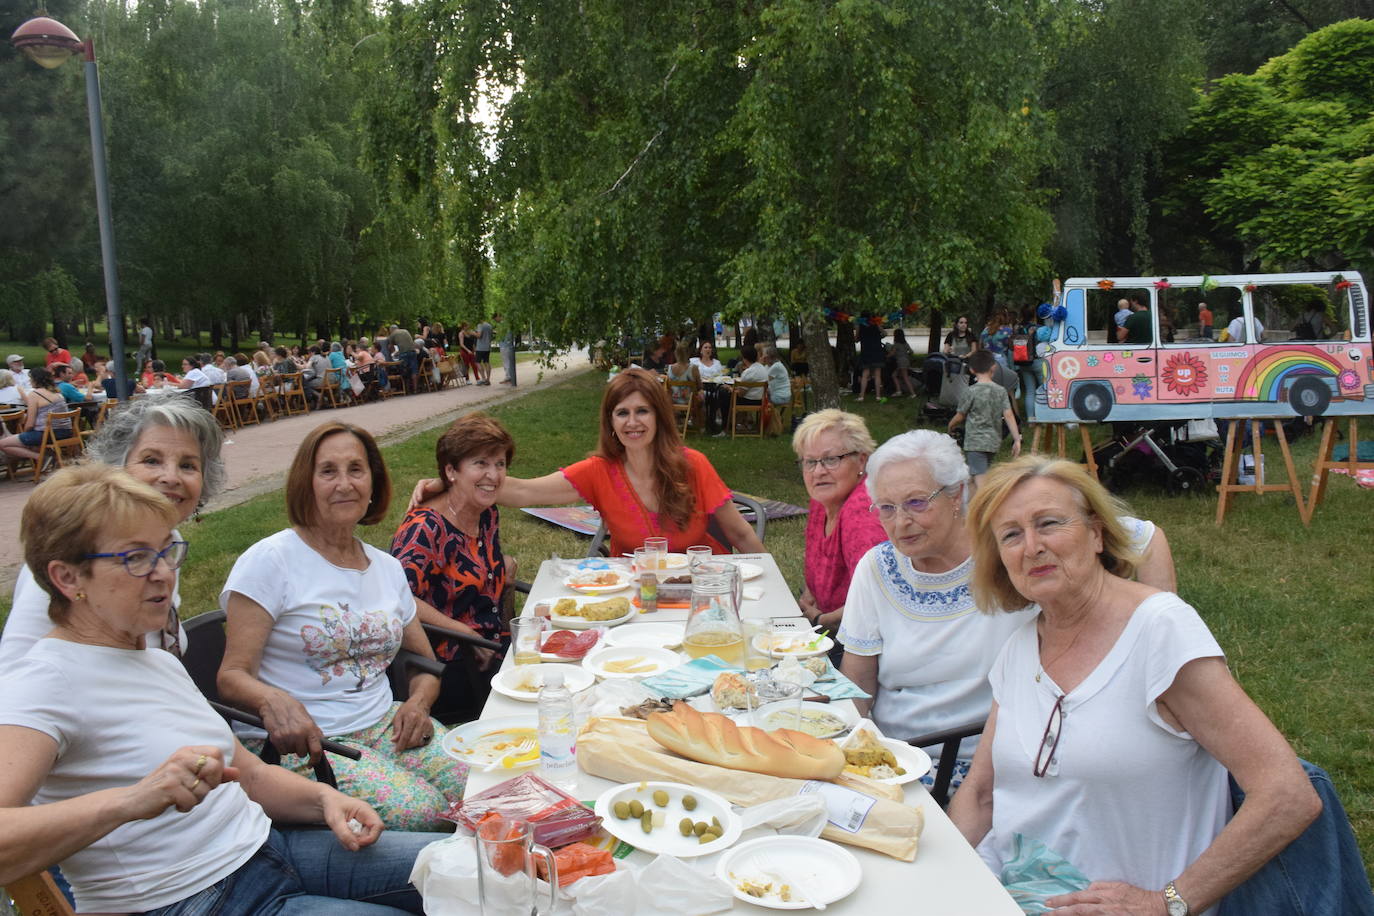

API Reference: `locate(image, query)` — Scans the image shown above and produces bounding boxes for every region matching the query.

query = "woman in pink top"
[793,410,888,635]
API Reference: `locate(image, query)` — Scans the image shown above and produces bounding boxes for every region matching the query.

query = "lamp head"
[11,16,83,68]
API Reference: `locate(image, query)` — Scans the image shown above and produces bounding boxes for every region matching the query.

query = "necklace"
[1035,622,1086,683]
[446,489,480,537]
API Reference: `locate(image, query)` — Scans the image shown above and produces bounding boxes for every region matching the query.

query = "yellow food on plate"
[842,729,907,778]
[554,596,631,620]
[570,570,624,587]
[603,656,656,674]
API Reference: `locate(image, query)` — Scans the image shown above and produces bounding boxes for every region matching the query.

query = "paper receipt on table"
[797,781,877,834]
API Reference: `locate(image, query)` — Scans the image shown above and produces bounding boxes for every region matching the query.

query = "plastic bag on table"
[736,793,828,842]
[574,677,658,720]
[569,855,734,916]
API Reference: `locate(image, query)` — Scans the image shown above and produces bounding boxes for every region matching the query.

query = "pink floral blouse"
[804,481,889,613]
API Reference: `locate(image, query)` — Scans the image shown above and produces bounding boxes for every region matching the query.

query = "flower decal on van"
[1162,352,1208,397]
[1339,369,1358,391]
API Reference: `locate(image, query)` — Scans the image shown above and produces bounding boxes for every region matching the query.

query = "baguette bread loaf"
[645,702,845,779]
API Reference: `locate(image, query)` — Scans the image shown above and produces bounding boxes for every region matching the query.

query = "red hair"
[596,369,693,528]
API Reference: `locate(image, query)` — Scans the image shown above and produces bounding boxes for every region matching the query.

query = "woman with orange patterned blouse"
[391,414,511,722]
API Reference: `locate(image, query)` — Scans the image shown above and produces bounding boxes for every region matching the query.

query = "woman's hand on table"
[259,693,327,762]
[321,789,385,851]
[798,587,820,622]
[1045,881,1168,914]
[391,696,435,751]
[126,746,235,818]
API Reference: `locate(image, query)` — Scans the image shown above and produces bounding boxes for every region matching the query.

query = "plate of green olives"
[593,781,742,858]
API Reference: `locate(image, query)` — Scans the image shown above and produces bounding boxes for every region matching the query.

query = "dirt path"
[0,352,593,589]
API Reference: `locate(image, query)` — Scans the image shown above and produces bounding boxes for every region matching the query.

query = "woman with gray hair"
[838,430,1175,789]
[0,395,226,667]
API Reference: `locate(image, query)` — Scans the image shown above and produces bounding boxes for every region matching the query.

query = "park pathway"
[0,351,592,589]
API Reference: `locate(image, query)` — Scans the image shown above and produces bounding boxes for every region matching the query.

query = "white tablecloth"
[454,555,1019,915]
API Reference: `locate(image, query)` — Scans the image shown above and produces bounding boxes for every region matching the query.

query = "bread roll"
[645,703,845,780]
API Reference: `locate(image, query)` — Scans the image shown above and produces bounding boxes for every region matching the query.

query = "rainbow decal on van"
[1233,346,1343,401]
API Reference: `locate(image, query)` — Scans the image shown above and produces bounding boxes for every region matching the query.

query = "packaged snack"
[537,841,617,887]
[449,773,602,848]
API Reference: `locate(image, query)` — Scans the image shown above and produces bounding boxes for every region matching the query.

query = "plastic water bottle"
[537,670,578,790]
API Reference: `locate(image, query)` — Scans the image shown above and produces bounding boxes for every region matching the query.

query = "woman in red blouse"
[504,369,764,557]
[391,413,512,722]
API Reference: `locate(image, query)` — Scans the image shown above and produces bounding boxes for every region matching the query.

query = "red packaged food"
[537,841,616,887]
[448,773,602,848]
[540,629,601,659]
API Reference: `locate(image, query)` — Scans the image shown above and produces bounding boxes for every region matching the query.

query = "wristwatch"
[1163,881,1189,916]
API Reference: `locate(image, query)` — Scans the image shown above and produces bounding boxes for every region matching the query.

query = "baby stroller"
[921,354,970,422]
[1090,419,1220,497]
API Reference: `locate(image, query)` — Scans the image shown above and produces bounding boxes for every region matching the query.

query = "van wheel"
[1287,377,1330,417]
[1071,383,1113,422]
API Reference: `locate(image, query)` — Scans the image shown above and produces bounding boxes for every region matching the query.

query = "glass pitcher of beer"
[682,559,743,664]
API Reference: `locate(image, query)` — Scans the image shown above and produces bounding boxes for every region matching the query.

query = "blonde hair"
[966,455,1142,613]
[791,409,877,459]
[22,464,180,621]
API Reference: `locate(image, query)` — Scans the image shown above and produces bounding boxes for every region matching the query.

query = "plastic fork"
[482,738,537,772]
[756,854,826,910]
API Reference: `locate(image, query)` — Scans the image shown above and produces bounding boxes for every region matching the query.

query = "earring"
[75,591,86,601]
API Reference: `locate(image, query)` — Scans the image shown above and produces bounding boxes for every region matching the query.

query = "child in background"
[948,349,1021,493]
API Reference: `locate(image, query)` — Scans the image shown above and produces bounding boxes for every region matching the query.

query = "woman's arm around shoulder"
[496,469,580,509]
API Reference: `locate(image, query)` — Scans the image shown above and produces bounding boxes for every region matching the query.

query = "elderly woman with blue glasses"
[838,430,1176,789]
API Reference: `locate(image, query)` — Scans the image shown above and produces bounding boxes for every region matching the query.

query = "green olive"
[679,818,694,836]
[640,811,653,833]
[711,816,722,831]
[693,821,708,836]
[628,799,644,819]
[706,825,723,839]
[613,801,631,820]
[652,790,669,808]
[699,833,714,844]
[682,794,698,811]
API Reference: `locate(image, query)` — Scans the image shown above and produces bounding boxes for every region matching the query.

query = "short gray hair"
[792,409,876,459]
[87,396,227,505]
[330,341,343,352]
[223,357,238,369]
[866,430,970,503]
[761,345,780,362]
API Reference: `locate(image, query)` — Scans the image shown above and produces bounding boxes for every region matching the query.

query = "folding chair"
[666,378,696,436]
[227,382,259,427]
[180,610,360,786]
[380,361,405,397]
[728,380,770,439]
[907,719,987,809]
[1,407,28,480]
[254,374,281,420]
[417,358,438,393]
[3,870,74,916]
[436,358,460,389]
[277,371,310,416]
[210,385,238,431]
[33,409,83,482]
[315,369,347,410]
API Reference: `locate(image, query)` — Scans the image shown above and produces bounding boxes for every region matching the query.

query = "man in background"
[475,317,494,385]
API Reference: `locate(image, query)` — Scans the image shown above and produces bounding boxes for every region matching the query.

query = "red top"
[1199,307,1213,328]
[562,448,733,557]
[45,348,72,368]
[804,481,888,612]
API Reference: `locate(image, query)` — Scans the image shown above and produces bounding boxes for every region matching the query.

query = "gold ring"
[190,777,201,790]
[193,754,208,775]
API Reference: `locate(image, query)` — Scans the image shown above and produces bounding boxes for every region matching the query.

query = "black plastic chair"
[907,719,987,809]
[585,493,768,557]
[181,610,360,786]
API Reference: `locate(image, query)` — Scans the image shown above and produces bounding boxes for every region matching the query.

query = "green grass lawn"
[2,368,1370,874]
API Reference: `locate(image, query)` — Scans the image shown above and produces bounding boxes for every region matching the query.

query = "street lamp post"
[12,16,130,398]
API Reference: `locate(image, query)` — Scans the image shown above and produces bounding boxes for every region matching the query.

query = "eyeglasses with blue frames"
[84,541,189,578]
[797,451,858,472]
[868,484,954,521]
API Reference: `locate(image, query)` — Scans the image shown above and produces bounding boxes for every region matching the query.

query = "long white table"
[462,555,1019,915]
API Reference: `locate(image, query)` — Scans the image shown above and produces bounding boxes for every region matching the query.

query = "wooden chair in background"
[277,372,310,416]
[666,378,697,436]
[210,385,238,431]
[33,408,83,482]
[728,381,769,439]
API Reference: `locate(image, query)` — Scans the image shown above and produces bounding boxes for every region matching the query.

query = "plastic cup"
[510,616,544,666]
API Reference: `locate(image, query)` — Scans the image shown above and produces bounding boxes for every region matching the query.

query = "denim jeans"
[141,827,433,915]
[1219,761,1374,915]
[399,351,419,387]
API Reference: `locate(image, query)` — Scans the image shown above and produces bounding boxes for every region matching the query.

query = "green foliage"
[1177,19,1374,272]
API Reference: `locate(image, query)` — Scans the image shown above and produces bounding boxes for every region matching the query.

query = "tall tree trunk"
[210,318,224,350]
[803,311,841,410]
[927,308,944,356]
[834,319,855,393]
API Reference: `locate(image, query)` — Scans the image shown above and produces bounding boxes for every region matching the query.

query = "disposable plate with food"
[753,700,857,739]
[491,663,596,702]
[593,781,742,859]
[563,569,633,593]
[838,729,932,786]
[548,595,637,630]
[753,633,835,659]
[539,627,602,662]
[603,621,684,650]
[716,836,862,910]
[581,645,681,680]
[442,715,539,769]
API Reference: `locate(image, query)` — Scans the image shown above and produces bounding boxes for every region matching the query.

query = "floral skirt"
[244,702,467,832]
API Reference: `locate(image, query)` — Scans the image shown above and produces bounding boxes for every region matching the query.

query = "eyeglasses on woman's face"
[84,540,189,577]
[869,484,952,521]
[798,451,857,473]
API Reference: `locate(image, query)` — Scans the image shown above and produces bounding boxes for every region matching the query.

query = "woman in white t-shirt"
[691,340,729,432]
[838,431,1176,790]
[0,465,430,913]
[0,397,226,670]
[952,456,1319,915]
[219,422,462,831]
